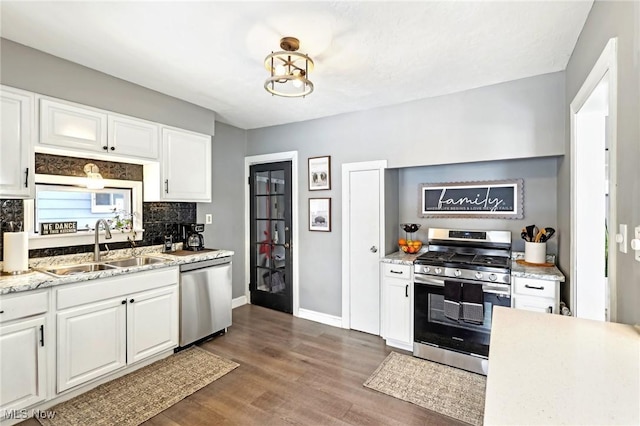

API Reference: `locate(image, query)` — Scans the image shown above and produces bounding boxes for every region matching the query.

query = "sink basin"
[104,256,168,268]
[40,263,119,276]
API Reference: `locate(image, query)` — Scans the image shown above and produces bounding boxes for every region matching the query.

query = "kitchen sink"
[40,263,120,276]
[104,256,169,267]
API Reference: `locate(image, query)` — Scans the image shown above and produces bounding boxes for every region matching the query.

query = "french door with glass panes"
[249,161,292,313]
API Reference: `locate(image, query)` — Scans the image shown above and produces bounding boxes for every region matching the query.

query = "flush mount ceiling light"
[264,37,314,98]
[83,163,104,189]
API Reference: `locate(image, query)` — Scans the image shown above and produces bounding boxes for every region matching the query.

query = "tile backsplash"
[0,154,197,261]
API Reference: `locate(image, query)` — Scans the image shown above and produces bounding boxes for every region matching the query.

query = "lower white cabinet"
[56,268,179,393]
[0,291,49,417]
[381,263,413,350]
[511,276,560,314]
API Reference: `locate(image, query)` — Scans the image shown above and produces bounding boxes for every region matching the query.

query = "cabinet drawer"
[513,277,557,298]
[0,290,48,323]
[382,263,411,280]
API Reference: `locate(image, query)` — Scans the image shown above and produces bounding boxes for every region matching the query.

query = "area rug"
[364,352,486,425]
[38,346,239,426]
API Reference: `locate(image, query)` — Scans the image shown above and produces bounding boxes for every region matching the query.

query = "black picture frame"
[309,198,331,231]
[308,156,331,191]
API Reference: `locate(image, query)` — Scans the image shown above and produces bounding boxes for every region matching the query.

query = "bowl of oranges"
[399,238,422,254]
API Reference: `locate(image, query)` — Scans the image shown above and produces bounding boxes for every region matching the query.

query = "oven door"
[414,275,511,357]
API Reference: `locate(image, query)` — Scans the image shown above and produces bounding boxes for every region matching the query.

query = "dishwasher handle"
[179,256,231,272]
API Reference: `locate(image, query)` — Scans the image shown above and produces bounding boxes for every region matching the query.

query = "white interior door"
[342,161,386,335]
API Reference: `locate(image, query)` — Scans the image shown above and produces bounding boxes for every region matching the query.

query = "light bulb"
[275,64,285,75]
[292,78,303,88]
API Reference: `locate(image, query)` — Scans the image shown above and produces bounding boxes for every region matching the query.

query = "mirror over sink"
[24,174,144,250]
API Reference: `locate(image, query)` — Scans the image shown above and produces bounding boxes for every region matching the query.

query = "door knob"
[370,246,378,253]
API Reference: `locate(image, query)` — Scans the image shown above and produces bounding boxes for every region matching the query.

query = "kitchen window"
[24,174,143,249]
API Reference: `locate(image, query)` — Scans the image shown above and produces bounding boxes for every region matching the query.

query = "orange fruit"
[398,238,406,246]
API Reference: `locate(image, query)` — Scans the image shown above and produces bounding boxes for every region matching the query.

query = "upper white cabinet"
[108,113,159,160]
[160,127,212,202]
[39,98,160,161]
[0,85,35,198]
[39,98,107,152]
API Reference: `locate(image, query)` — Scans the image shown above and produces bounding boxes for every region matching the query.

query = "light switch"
[205,214,213,224]
[633,226,640,262]
[617,224,628,254]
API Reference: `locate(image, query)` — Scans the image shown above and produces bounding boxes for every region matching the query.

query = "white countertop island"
[485,307,639,425]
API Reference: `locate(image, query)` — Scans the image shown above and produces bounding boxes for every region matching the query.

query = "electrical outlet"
[205,214,213,224]
[633,226,640,262]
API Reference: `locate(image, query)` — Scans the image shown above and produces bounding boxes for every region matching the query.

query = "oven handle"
[414,275,511,296]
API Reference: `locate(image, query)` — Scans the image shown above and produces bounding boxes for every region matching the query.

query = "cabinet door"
[57,298,126,392]
[513,295,555,314]
[384,277,412,347]
[127,286,178,364]
[161,127,212,202]
[0,86,34,198]
[108,114,159,160]
[0,317,47,414]
[40,98,107,152]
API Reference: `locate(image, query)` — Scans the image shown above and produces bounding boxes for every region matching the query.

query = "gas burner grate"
[471,255,510,268]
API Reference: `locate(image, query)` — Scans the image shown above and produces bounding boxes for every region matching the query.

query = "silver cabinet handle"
[370,246,378,253]
[164,179,169,193]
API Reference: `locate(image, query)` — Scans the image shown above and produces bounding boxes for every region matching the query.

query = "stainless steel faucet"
[94,219,113,261]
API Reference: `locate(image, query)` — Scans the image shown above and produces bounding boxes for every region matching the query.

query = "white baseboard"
[297,308,342,328]
[232,295,247,309]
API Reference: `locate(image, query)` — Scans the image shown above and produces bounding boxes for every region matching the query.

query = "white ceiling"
[0,1,593,130]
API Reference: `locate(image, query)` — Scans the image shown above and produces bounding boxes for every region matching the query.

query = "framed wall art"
[308,156,331,191]
[419,179,524,219]
[309,198,331,231]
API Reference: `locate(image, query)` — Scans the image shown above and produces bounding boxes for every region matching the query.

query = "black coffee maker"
[181,223,205,251]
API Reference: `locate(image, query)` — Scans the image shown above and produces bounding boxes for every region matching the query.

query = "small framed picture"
[309,198,331,232]
[308,156,331,191]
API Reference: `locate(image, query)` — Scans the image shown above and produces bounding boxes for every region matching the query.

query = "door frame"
[244,151,299,316]
[570,37,618,321]
[341,160,387,329]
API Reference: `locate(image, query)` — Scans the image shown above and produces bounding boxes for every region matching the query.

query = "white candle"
[3,232,29,272]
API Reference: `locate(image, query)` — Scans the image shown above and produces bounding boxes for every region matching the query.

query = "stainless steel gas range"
[413,228,512,375]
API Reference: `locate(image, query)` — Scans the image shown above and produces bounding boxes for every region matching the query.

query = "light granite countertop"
[0,245,234,295]
[380,250,426,265]
[511,251,565,282]
[484,307,639,425]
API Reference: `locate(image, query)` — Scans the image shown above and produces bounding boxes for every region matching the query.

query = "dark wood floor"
[22,305,464,425]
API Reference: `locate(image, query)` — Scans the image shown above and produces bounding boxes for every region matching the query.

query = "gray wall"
[397,158,559,255]
[247,73,565,317]
[560,1,640,325]
[0,39,215,134]
[197,123,247,299]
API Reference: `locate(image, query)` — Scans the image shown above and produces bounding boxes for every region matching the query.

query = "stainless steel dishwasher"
[179,257,232,348]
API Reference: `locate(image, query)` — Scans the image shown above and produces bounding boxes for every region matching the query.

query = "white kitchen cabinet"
[56,297,127,393]
[381,263,413,350]
[39,98,107,153]
[39,98,161,162]
[511,276,560,314]
[56,268,179,393]
[160,127,212,202]
[0,291,49,416]
[126,286,178,364]
[0,85,35,198]
[107,113,159,160]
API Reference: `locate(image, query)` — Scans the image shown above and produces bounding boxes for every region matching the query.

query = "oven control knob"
[454,269,462,277]
[434,268,442,275]
[423,266,430,273]
[474,272,483,280]
[489,274,497,281]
